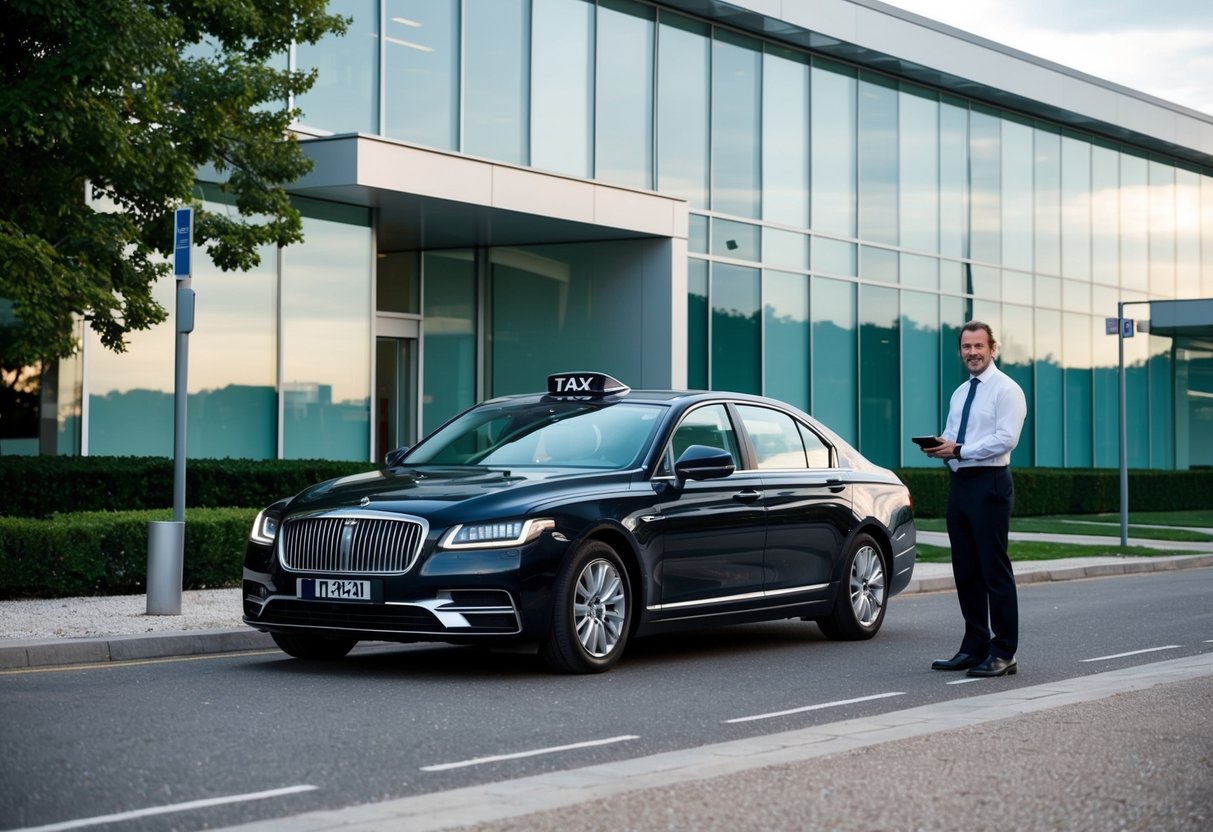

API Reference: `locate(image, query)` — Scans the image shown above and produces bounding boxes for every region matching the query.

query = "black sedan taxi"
[243,372,917,673]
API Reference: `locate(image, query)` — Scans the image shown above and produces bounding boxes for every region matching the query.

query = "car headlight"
[440,518,555,549]
[249,508,281,545]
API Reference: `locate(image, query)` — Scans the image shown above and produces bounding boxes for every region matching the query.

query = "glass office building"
[10,0,1213,471]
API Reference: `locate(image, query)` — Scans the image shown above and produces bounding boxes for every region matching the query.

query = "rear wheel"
[271,632,359,660]
[540,541,631,673]
[816,533,887,640]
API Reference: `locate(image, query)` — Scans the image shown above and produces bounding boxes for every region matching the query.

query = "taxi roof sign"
[547,372,630,398]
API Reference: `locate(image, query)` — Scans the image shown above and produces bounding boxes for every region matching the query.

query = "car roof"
[481,388,805,411]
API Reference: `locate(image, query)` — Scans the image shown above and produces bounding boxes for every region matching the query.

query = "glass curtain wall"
[664,3,1206,468]
[85,194,370,460]
[464,0,530,163]
[294,0,379,134]
[280,201,373,460]
[594,0,654,189]
[531,0,594,177]
[279,0,1212,471]
[383,0,459,149]
[657,13,710,207]
[86,191,278,458]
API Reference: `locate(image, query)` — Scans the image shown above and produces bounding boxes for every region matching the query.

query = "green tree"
[0,0,348,368]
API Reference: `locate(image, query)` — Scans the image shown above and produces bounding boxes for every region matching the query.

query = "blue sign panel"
[173,207,192,279]
[1121,318,1134,338]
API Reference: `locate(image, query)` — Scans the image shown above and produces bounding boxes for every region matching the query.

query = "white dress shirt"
[941,362,1027,471]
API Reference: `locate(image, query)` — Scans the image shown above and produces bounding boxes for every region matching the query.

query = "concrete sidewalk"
[2,548,1211,671]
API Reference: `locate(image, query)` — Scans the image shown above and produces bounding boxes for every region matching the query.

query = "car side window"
[798,423,834,468]
[658,404,740,476]
[736,405,811,469]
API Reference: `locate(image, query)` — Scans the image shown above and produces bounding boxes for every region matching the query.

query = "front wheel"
[540,541,631,673]
[271,631,359,660]
[816,533,887,641]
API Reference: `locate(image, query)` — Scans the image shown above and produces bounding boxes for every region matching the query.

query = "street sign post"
[1115,301,1150,549]
[149,206,195,615]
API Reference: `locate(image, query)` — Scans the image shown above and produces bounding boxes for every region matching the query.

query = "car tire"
[816,533,887,641]
[271,632,359,660]
[540,540,631,674]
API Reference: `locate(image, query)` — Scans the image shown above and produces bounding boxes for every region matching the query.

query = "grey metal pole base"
[147,520,185,615]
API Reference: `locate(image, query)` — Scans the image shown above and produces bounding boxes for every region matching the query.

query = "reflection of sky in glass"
[89,200,276,396]
[282,217,372,404]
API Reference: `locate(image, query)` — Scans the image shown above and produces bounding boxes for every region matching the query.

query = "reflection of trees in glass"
[0,364,39,443]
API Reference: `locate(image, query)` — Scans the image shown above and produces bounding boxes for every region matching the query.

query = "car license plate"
[297,578,372,601]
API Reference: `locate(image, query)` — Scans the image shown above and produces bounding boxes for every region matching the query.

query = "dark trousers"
[946,466,1018,659]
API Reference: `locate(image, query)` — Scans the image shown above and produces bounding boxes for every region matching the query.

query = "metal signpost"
[1114,300,1150,549]
[147,207,195,615]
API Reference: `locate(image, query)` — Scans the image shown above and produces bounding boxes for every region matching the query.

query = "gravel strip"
[0,588,243,640]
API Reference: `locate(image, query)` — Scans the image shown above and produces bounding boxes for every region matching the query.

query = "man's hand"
[926,439,960,459]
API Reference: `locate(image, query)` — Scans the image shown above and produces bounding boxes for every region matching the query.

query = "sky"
[878,0,1213,117]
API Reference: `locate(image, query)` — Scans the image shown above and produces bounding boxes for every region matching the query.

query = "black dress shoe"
[966,655,1017,677]
[931,651,985,671]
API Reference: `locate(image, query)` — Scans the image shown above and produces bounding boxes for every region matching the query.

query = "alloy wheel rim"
[573,558,627,657]
[849,545,886,627]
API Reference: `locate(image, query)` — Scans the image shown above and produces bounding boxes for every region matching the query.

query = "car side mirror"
[384,447,410,468]
[673,445,735,481]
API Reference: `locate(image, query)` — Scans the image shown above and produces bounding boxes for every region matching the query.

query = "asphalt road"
[1,570,1210,832]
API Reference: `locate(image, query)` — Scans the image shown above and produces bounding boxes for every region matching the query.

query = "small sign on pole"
[1105,317,1119,336]
[173,207,193,280]
[1121,318,1135,338]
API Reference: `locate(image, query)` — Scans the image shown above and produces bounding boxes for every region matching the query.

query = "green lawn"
[915,510,1213,542]
[915,541,1193,564]
[914,509,1213,563]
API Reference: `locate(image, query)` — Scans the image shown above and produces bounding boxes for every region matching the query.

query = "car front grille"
[280,514,425,574]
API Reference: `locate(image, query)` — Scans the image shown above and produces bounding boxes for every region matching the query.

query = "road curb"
[0,628,274,671]
[3,555,1210,670]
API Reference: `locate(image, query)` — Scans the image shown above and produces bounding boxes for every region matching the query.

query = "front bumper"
[243,584,522,638]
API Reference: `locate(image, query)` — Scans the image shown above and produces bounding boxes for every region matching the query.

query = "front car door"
[648,404,767,610]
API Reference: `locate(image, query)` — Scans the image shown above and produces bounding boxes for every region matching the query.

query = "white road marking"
[724,691,905,724]
[946,677,983,685]
[1082,645,1181,662]
[421,735,640,772]
[9,785,317,832]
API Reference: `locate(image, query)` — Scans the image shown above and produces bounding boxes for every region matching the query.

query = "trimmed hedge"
[897,467,1213,518]
[0,456,376,518]
[0,508,256,599]
[2,457,1210,599]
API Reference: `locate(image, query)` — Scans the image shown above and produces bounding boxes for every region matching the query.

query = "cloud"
[880,0,1213,115]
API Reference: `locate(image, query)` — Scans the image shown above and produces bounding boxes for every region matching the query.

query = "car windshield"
[405,401,666,469]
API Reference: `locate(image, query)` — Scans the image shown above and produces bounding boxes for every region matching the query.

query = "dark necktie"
[956,377,980,444]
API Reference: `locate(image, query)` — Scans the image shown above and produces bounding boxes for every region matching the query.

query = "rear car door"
[733,404,854,594]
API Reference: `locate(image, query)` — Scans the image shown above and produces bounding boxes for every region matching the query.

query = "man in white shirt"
[922,321,1027,677]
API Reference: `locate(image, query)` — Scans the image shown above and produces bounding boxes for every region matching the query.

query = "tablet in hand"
[912,435,942,449]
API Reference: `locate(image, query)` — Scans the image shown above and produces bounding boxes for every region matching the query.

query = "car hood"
[284,465,624,517]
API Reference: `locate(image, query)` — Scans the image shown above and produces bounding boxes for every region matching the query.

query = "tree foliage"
[0,0,348,367]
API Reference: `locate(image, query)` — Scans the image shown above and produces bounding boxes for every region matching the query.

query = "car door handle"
[807,478,847,493]
[733,489,763,503]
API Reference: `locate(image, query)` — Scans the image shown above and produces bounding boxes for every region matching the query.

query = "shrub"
[0,456,375,518]
[898,467,1213,518]
[0,508,256,599]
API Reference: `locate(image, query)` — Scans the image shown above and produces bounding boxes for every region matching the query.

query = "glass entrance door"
[375,336,418,461]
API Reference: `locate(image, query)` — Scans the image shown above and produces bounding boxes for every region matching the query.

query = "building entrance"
[375,329,418,462]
